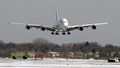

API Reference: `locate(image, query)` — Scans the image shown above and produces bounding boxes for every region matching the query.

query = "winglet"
[94,21,109,26]
[8,22,26,25]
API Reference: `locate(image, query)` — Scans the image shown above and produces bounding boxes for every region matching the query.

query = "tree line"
[0,38,120,58]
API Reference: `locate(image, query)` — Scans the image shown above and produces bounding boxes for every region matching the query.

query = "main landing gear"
[51,32,71,35]
[51,32,59,35]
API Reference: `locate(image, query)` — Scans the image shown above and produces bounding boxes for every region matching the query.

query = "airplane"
[9,7,109,35]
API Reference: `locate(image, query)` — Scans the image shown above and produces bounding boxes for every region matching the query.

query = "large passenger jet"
[9,7,109,35]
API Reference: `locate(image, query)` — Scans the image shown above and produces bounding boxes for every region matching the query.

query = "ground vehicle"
[11,52,29,59]
[108,57,119,62]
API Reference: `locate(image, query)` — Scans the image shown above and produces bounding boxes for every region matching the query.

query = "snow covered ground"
[0,58,120,68]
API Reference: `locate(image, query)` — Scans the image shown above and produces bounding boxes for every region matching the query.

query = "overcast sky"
[0,0,120,45]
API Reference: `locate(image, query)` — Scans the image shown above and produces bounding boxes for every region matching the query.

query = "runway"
[0,58,120,68]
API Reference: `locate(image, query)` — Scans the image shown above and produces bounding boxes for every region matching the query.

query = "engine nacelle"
[26,25,30,30]
[79,27,83,31]
[41,27,45,31]
[92,25,96,30]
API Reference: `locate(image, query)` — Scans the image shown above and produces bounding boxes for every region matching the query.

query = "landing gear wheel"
[67,32,71,35]
[62,32,66,35]
[55,32,59,35]
[51,32,54,35]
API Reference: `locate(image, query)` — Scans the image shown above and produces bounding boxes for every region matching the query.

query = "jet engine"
[79,27,83,31]
[92,25,96,30]
[41,27,45,31]
[26,25,30,30]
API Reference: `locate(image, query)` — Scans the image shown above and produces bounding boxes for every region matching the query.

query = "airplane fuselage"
[54,18,69,32]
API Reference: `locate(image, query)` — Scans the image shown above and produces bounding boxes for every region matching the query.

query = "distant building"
[47,52,59,57]
[94,52,100,58]
[67,52,84,59]
[74,52,85,58]
[68,52,74,57]
[86,52,94,58]
[86,52,100,59]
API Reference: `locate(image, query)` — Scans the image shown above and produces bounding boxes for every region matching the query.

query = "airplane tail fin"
[55,6,59,22]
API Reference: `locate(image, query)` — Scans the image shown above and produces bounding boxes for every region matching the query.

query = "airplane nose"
[64,22,68,26]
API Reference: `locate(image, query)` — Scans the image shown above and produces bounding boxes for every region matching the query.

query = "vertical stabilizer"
[55,6,59,22]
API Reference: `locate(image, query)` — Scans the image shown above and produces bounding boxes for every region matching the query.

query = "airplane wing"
[9,22,55,31]
[67,22,109,31]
